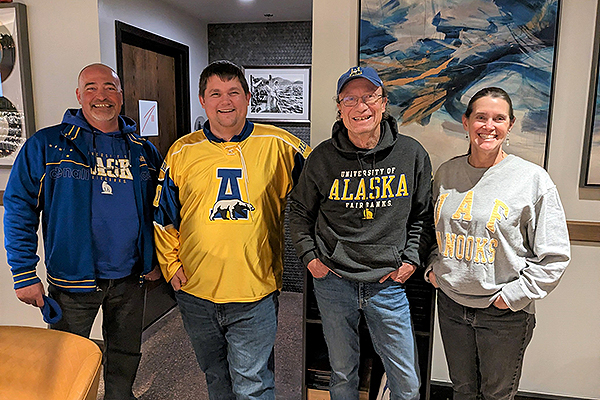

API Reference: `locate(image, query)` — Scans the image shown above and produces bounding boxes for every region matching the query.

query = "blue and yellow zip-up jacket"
[4,109,162,292]
[154,121,310,303]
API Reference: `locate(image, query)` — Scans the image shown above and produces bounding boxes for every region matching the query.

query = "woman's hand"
[493,295,510,309]
[427,270,439,288]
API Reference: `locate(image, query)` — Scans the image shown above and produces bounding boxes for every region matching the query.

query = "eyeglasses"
[338,93,383,107]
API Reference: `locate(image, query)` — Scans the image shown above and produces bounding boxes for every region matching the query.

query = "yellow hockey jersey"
[154,121,311,303]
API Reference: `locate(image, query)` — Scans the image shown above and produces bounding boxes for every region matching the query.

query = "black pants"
[437,290,535,400]
[49,274,144,400]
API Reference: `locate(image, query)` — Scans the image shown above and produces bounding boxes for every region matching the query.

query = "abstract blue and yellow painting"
[360,0,559,169]
[586,72,600,185]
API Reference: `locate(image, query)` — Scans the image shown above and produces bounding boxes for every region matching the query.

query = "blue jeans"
[48,274,144,400]
[313,273,420,400]
[437,290,535,400]
[175,290,279,400]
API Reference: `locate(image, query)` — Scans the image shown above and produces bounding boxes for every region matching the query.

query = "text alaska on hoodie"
[329,166,409,209]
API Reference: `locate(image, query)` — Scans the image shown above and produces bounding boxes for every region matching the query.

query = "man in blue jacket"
[4,63,162,400]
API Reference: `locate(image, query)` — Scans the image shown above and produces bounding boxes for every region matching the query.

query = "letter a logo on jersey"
[209,168,255,221]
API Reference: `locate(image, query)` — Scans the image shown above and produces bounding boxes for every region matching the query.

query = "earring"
[465,133,469,139]
[506,135,510,147]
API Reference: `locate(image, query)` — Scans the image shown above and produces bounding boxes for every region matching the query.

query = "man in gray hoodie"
[289,66,434,400]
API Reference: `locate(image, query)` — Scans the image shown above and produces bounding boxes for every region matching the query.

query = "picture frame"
[580,1,600,187]
[359,0,561,171]
[244,66,310,122]
[0,3,34,167]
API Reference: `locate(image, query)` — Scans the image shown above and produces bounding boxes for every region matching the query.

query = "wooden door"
[116,21,191,329]
[121,43,177,157]
[116,20,190,155]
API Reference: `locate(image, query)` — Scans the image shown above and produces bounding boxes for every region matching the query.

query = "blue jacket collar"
[61,108,137,135]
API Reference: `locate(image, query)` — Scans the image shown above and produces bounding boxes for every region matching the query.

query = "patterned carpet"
[98,291,304,400]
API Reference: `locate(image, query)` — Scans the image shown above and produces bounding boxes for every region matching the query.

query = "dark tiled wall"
[208,21,312,292]
[208,22,311,66]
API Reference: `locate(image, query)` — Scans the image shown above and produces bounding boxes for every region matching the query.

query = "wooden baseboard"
[306,388,368,400]
[567,220,600,243]
[430,381,588,400]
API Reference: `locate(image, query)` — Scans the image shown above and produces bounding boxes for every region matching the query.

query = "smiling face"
[199,75,250,141]
[337,78,387,141]
[76,64,123,133]
[463,95,515,160]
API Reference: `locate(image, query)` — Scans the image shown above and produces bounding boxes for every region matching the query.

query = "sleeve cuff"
[402,254,422,269]
[423,266,433,283]
[13,270,41,290]
[161,262,183,284]
[501,280,532,311]
[301,251,317,268]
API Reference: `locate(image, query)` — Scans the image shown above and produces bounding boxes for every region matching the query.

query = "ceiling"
[163,0,313,24]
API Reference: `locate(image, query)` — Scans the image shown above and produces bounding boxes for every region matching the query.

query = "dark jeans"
[437,290,535,400]
[48,274,144,400]
[175,290,279,400]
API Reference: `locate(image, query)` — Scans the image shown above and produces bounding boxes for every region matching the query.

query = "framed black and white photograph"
[0,3,34,167]
[581,1,600,187]
[245,66,310,122]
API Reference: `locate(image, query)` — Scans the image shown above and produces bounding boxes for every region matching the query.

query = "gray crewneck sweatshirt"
[428,154,570,313]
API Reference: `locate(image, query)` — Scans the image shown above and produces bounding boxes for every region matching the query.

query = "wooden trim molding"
[567,220,600,243]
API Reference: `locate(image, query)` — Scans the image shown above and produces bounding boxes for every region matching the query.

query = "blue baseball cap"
[337,66,383,95]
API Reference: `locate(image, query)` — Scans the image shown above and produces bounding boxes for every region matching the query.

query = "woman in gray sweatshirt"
[426,87,570,400]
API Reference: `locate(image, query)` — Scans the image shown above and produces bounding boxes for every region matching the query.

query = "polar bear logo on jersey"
[209,199,255,221]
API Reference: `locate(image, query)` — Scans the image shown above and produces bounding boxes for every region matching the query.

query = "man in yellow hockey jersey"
[154,60,310,400]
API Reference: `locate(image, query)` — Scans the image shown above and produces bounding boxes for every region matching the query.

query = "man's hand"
[170,267,188,291]
[15,282,45,307]
[379,262,416,284]
[427,270,439,288]
[144,266,162,281]
[307,258,340,279]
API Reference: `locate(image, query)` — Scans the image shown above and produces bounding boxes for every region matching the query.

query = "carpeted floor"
[96,290,554,400]
[98,291,304,400]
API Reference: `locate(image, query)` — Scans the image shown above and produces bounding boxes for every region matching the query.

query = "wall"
[312,0,600,398]
[521,2,600,396]
[0,0,101,190]
[208,21,312,292]
[0,0,101,328]
[0,0,209,338]
[98,0,209,129]
[311,0,358,145]
[0,1,597,396]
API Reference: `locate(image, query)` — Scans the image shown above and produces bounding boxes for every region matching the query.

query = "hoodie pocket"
[330,241,402,272]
